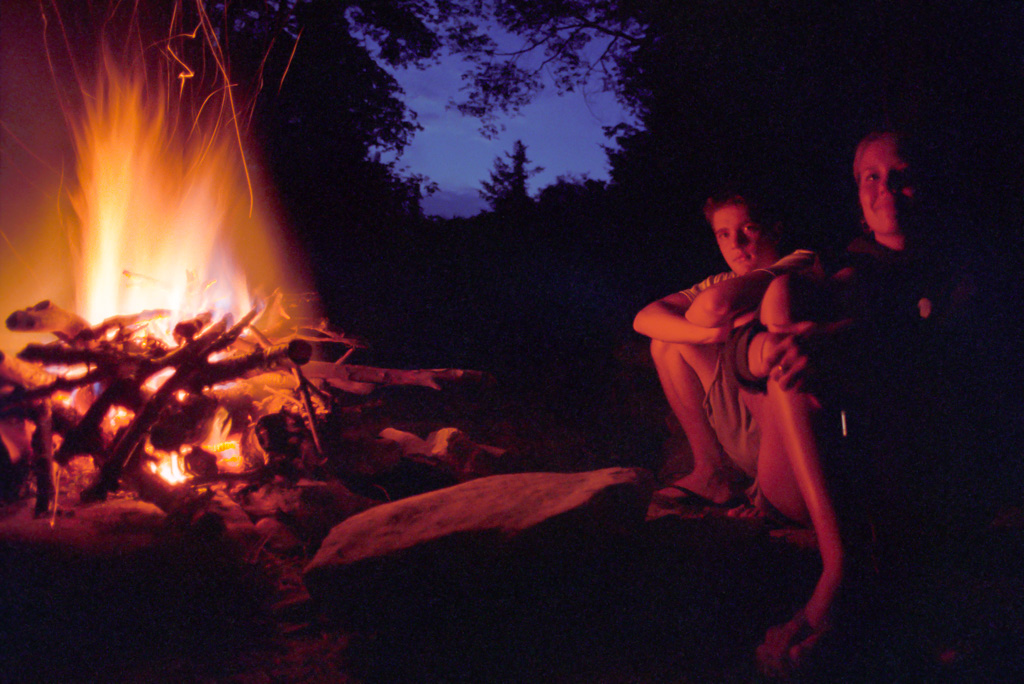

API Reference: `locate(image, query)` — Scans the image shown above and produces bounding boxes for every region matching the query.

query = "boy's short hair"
[702,189,782,232]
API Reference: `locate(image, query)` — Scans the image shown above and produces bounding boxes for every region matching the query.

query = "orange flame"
[69,56,252,327]
[55,3,316,332]
[202,407,243,474]
[4,2,318,484]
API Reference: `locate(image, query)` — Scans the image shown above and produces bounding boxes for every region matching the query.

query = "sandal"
[651,484,739,509]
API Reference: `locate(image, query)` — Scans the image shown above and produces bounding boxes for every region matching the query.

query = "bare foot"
[756,610,829,678]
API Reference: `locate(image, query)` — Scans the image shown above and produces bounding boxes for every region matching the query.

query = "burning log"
[0,349,57,392]
[2,288,490,515]
[81,308,261,502]
[77,310,326,506]
[196,339,313,386]
[54,378,142,465]
[17,344,153,380]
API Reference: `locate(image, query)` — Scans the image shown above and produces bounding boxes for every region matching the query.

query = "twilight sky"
[384,52,633,218]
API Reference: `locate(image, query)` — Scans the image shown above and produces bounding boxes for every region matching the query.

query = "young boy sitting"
[633,191,819,506]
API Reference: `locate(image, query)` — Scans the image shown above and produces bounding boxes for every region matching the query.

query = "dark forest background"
[235,2,1024,453]
[264,1,1024,480]
[11,0,1024,469]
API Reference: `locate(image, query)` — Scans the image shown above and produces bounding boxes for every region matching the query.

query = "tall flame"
[0,4,323,482]
[69,56,252,325]
[1,2,315,353]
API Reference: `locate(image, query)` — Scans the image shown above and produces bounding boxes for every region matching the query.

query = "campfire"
[0,3,487,521]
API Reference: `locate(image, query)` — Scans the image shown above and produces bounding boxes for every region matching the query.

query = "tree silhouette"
[479,140,543,214]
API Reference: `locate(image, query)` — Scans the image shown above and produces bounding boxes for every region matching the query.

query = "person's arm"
[685,269,777,328]
[686,250,822,329]
[633,291,732,345]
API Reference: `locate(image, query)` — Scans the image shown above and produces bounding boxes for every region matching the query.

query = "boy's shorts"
[702,340,760,480]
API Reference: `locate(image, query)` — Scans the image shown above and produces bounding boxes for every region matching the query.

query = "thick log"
[195,339,312,387]
[17,343,155,372]
[1,367,109,410]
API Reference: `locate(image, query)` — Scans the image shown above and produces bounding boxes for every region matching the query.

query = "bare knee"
[760,274,797,332]
[761,272,829,332]
[650,338,692,364]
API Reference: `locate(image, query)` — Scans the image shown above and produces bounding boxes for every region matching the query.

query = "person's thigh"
[676,341,722,394]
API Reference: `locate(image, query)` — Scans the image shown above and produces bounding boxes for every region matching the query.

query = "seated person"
[734,130,980,677]
[633,191,820,506]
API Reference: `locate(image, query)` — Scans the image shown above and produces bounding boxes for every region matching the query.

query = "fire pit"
[0,0,497,519]
[0,293,495,514]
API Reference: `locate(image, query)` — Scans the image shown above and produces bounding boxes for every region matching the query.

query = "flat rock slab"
[304,467,652,626]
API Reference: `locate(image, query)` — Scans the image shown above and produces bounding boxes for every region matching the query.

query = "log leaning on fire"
[301,362,491,392]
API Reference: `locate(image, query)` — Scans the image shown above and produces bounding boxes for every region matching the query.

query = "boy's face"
[856,136,916,243]
[710,204,779,276]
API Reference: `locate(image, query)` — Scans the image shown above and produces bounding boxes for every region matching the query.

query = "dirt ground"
[2,342,1023,683]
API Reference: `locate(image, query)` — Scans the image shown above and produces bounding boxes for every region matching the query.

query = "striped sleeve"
[760,249,822,276]
[678,270,736,303]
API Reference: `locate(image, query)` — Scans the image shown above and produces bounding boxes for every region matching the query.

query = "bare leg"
[649,339,743,504]
[746,275,850,676]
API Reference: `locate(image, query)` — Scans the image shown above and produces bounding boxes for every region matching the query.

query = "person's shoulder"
[680,270,736,300]
[771,249,822,274]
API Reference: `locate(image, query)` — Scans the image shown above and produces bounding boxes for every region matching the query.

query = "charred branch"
[17,343,155,375]
[54,378,144,465]
[3,295,487,508]
[195,339,312,388]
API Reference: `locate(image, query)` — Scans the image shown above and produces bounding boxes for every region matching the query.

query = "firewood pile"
[0,295,490,518]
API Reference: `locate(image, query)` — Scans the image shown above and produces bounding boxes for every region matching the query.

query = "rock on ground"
[303,467,652,623]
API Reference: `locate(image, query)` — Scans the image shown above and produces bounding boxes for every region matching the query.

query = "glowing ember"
[202,408,243,474]
[147,446,189,485]
[104,405,134,434]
